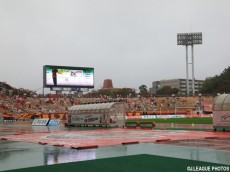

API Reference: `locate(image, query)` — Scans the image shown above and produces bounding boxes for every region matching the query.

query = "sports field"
[1,121,230,172]
[4,154,229,172]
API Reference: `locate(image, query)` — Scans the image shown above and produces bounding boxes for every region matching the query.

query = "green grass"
[126,117,212,124]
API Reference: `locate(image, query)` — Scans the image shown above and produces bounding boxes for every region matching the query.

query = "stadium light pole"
[177,32,202,96]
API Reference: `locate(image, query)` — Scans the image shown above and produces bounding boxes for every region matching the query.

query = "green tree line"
[201,66,230,95]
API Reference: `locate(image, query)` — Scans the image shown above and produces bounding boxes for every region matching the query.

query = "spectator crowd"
[0,92,215,116]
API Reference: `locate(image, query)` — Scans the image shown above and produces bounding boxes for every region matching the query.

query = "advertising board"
[71,114,109,125]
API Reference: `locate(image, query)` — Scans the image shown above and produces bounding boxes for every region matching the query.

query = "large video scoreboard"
[43,65,94,88]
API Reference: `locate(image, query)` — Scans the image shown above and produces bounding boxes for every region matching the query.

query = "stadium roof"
[68,102,125,112]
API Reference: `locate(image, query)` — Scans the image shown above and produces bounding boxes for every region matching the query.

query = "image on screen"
[43,65,94,88]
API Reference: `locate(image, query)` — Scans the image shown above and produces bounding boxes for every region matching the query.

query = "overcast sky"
[0,0,230,93]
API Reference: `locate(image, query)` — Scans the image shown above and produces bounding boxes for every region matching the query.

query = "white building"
[149,79,204,95]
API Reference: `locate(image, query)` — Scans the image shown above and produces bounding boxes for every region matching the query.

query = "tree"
[156,86,179,96]
[172,88,180,95]
[139,85,149,97]
[202,66,230,94]
[118,88,135,98]
[84,88,136,98]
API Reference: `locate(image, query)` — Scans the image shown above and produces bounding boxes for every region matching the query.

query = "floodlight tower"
[177,32,202,96]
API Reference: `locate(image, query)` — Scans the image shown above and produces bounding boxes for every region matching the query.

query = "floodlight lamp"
[177,32,202,45]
